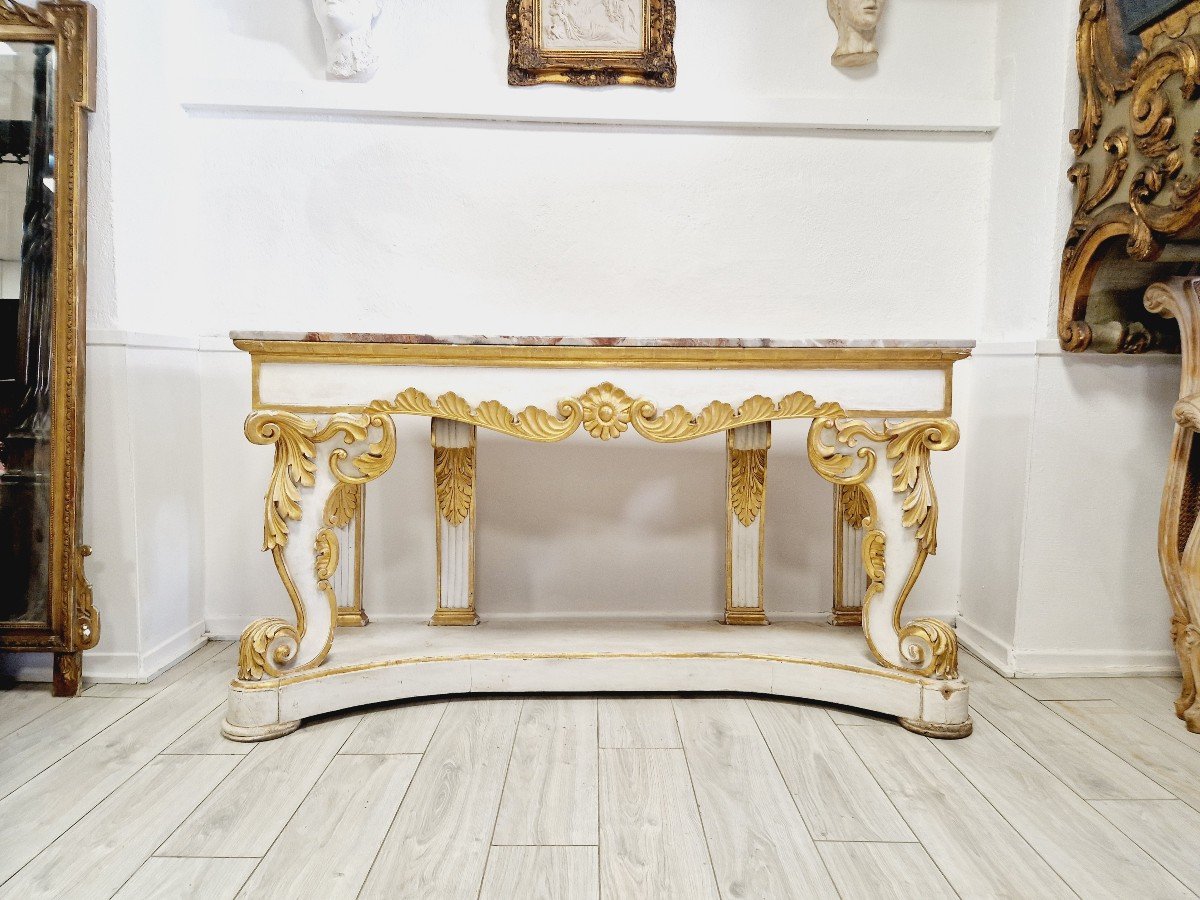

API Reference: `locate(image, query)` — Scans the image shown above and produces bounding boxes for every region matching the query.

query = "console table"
[222,334,975,741]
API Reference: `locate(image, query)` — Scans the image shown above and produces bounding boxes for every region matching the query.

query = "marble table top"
[230,332,976,350]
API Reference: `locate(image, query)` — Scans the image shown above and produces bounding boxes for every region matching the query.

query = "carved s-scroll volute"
[808,416,961,680]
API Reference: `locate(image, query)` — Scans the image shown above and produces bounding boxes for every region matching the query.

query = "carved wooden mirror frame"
[0,0,96,695]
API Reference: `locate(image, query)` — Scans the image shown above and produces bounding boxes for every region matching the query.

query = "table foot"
[429,609,480,626]
[898,716,973,739]
[724,609,769,626]
[222,719,301,743]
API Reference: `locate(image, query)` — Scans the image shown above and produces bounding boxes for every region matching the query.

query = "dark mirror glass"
[0,41,56,625]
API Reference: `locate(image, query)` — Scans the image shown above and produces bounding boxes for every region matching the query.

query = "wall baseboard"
[1009,647,1180,677]
[957,616,1180,677]
[139,621,209,683]
[1,623,208,685]
[955,616,1016,676]
[1,649,143,684]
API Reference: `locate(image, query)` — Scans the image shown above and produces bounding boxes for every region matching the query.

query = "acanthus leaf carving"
[0,0,51,28]
[862,528,886,606]
[365,385,842,444]
[238,617,300,681]
[840,483,872,529]
[246,412,318,551]
[729,447,767,527]
[884,419,960,555]
[324,482,360,529]
[434,445,476,526]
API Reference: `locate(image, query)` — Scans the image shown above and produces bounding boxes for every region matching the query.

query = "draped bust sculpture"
[827,0,886,68]
[311,0,384,81]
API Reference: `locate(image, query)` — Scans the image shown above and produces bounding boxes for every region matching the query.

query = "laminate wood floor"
[1,643,1198,899]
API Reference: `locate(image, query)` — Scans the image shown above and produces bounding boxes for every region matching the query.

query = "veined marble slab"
[230,332,976,350]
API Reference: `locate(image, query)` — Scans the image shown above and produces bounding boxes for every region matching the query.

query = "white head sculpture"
[311,0,385,81]
[827,0,886,68]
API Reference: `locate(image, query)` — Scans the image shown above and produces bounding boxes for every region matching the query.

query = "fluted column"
[725,422,770,625]
[430,418,478,626]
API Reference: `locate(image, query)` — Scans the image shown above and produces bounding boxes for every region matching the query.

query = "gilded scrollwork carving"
[807,416,960,680]
[0,0,52,27]
[633,391,844,444]
[1061,1,1200,353]
[239,410,396,681]
[900,618,959,679]
[367,385,844,445]
[238,617,301,682]
[73,545,99,650]
[862,528,885,605]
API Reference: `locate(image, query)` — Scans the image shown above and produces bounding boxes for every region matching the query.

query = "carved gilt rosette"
[808,416,961,679]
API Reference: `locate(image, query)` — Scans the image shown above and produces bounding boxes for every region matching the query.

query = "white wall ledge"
[183,78,1001,135]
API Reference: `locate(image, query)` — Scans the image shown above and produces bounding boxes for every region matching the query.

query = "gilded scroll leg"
[238,410,396,682]
[807,417,962,681]
[335,485,369,628]
[1145,282,1200,733]
[431,419,478,626]
[726,423,770,625]
[1162,425,1200,733]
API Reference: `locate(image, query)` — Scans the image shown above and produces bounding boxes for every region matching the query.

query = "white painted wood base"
[222,620,970,741]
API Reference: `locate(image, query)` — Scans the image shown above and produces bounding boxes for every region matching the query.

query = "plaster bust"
[827,0,886,68]
[311,0,385,81]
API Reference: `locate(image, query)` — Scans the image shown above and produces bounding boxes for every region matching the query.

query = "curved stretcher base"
[222,620,970,741]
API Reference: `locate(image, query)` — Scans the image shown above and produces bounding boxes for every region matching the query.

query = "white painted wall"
[28,0,1180,682]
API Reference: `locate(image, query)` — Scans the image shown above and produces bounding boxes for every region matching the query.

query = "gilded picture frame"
[506,0,676,88]
[0,0,96,695]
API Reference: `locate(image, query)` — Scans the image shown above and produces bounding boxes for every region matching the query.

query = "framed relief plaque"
[507,0,676,87]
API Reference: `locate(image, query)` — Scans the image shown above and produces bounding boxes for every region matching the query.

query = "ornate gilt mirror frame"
[0,0,96,695]
[1059,1,1200,354]
[507,0,676,87]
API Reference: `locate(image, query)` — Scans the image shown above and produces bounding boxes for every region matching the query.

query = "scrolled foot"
[898,716,973,739]
[221,719,301,743]
[1184,704,1200,734]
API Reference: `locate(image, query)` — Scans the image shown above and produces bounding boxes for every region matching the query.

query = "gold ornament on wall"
[1060,0,1200,354]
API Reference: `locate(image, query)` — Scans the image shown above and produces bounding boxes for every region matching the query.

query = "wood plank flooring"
[0,641,1198,898]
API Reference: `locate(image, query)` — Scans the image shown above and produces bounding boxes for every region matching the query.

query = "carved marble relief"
[828,0,887,68]
[311,0,384,81]
[541,0,644,52]
[508,0,676,87]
